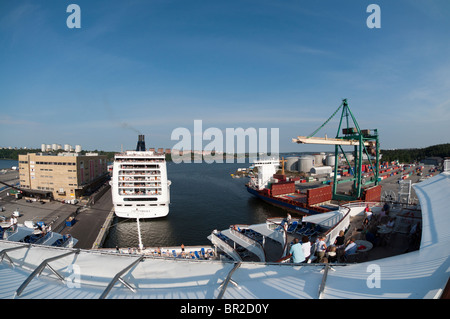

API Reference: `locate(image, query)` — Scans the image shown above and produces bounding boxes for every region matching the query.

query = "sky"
[1,0,450,153]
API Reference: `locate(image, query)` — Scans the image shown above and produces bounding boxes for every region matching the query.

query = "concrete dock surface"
[1,170,113,250]
[59,188,113,249]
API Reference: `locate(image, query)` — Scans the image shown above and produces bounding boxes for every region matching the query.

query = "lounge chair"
[287,221,298,233]
[296,223,311,235]
[304,229,316,237]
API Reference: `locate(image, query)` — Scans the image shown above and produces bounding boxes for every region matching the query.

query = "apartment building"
[18,152,108,200]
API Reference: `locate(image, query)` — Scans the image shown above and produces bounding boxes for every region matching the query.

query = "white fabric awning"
[302,210,344,228]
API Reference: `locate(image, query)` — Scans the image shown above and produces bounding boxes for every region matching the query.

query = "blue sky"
[1,0,449,153]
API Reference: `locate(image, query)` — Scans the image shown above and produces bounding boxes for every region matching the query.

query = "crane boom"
[292,136,371,146]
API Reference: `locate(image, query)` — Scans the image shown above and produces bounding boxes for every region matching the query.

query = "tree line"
[380,143,450,163]
[2,143,449,164]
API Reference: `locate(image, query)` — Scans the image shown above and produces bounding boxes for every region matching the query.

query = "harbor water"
[103,161,285,249]
[0,159,18,170]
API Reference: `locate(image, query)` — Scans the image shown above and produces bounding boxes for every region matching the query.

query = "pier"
[59,187,114,249]
[0,170,113,250]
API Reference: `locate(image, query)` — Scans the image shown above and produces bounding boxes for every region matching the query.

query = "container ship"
[111,135,171,219]
[246,158,335,216]
[246,157,382,216]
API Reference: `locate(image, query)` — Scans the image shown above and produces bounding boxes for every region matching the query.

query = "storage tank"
[41,144,46,152]
[64,144,71,151]
[298,155,314,173]
[326,154,336,166]
[313,154,324,166]
[75,145,82,153]
[285,157,299,172]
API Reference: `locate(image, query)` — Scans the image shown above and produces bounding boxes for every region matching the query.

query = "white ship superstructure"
[111,135,170,218]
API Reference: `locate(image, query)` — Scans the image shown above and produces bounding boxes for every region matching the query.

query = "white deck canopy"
[302,210,345,228]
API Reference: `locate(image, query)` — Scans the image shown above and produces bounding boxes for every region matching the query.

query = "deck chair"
[304,228,316,237]
[296,223,311,235]
[194,251,201,259]
[287,221,298,233]
[275,219,287,231]
[172,250,177,258]
[200,248,206,257]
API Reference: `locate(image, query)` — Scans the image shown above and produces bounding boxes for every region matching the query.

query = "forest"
[380,143,450,163]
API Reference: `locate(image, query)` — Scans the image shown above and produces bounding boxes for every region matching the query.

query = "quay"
[1,170,78,233]
[1,170,114,250]
[59,186,114,249]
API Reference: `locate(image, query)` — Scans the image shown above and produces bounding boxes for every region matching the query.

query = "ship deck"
[276,193,307,203]
[214,201,422,264]
[107,201,421,267]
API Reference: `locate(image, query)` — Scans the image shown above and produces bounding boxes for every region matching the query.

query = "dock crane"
[292,99,380,201]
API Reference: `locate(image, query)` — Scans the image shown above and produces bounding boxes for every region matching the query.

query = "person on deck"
[334,230,346,249]
[344,238,357,256]
[383,202,390,216]
[301,236,312,260]
[289,238,305,263]
[315,235,327,263]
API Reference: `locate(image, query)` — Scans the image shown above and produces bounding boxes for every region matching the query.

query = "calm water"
[103,162,286,248]
[0,159,18,169]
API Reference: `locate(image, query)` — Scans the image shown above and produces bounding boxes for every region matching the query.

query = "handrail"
[0,244,31,267]
[217,262,241,299]
[318,264,331,298]
[99,255,144,299]
[15,249,80,297]
[276,254,291,263]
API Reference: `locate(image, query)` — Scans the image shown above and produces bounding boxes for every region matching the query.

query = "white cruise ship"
[111,135,170,219]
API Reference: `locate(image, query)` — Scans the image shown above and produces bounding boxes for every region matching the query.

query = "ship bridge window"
[123,197,158,201]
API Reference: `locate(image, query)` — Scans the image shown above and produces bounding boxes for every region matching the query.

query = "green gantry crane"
[292,98,380,201]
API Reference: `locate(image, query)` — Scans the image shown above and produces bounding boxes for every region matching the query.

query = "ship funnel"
[136,134,146,151]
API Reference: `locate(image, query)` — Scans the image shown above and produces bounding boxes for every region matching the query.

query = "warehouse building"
[18,152,108,201]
